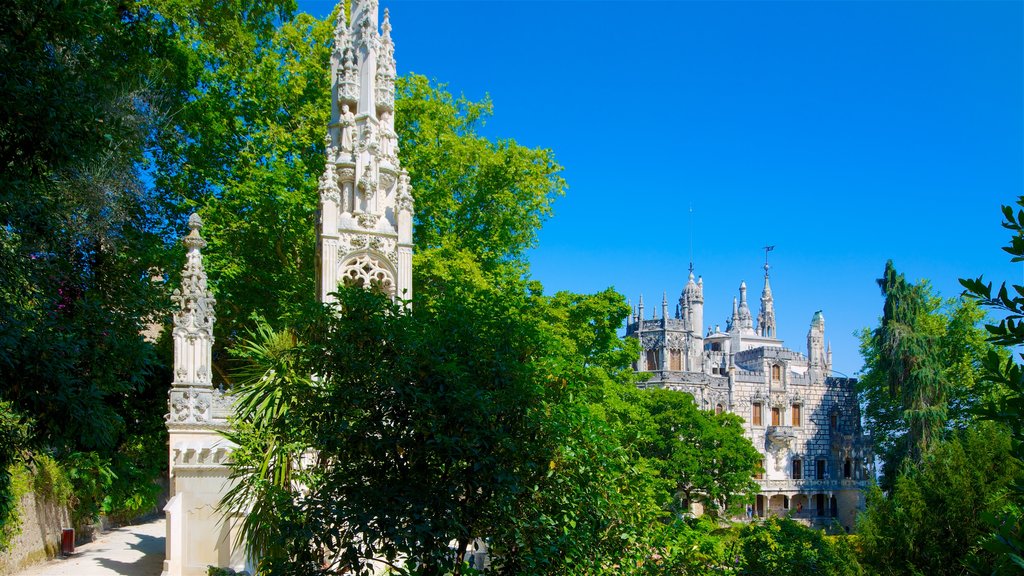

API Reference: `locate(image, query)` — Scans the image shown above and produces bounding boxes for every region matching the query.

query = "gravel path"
[14,517,165,576]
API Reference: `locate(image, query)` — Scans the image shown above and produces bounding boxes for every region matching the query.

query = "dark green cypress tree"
[875,260,948,463]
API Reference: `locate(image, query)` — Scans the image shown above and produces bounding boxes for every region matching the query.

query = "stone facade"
[317,0,413,303]
[626,261,872,531]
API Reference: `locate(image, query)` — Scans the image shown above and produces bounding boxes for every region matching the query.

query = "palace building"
[626,259,871,530]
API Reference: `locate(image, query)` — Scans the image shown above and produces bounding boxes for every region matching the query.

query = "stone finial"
[183,213,207,250]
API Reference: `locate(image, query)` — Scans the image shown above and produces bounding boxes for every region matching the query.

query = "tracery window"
[340,254,394,295]
[669,349,681,371]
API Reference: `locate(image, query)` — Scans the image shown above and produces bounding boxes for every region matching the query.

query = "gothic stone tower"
[164,215,243,576]
[318,0,413,302]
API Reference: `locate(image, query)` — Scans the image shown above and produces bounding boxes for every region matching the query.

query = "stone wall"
[0,491,72,575]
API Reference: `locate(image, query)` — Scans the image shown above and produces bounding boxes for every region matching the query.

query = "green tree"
[960,196,1024,574]
[859,292,999,488]
[739,517,862,576]
[0,0,190,522]
[857,422,1020,576]
[874,260,948,462]
[640,388,760,516]
[396,75,566,271]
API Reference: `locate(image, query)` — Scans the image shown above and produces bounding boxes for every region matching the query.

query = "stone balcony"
[766,425,797,451]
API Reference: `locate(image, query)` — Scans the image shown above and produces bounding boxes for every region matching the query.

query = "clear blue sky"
[299,0,1024,376]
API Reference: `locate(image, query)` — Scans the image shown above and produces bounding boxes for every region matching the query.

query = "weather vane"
[763,245,775,274]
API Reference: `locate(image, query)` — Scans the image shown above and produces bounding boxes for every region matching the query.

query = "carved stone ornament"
[357,212,380,228]
[169,387,212,424]
[666,332,687,348]
[766,425,797,470]
[319,163,341,204]
[339,253,393,294]
[641,334,664,349]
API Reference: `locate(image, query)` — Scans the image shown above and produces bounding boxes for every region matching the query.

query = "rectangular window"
[645,349,658,371]
[815,494,826,516]
[670,349,681,371]
[754,459,764,480]
[771,407,781,426]
[752,402,763,426]
[792,459,802,480]
[816,459,826,480]
[772,364,781,381]
[791,404,801,427]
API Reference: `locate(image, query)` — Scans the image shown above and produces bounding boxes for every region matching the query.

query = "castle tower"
[807,310,826,382]
[757,262,776,338]
[679,265,705,370]
[732,281,755,335]
[318,0,413,303]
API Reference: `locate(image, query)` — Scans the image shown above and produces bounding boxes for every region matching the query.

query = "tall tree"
[871,260,948,464]
[0,0,192,521]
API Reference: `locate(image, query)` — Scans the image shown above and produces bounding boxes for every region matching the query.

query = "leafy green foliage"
[639,388,760,516]
[857,422,1020,575]
[873,260,948,462]
[0,401,32,552]
[0,0,193,528]
[739,517,862,576]
[396,75,566,270]
[960,195,1024,574]
[859,292,1001,488]
[220,321,313,564]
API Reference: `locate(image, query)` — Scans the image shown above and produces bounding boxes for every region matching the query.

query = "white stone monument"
[318,0,413,303]
[163,2,413,572]
[162,214,245,576]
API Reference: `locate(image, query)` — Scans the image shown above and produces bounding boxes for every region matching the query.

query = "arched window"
[645,349,658,371]
[772,364,781,381]
[715,404,724,415]
[669,349,682,370]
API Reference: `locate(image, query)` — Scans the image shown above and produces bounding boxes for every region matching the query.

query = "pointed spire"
[381,7,392,40]
[758,258,776,338]
[171,214,216,390]
[734,281,755,334]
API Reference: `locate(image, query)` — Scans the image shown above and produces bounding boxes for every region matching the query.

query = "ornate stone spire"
[679,266,704,335]
[807,310,827,382]
[757,261,776,338]
[734,281,755,334]
[318,0,413,303]
[169,214,217,424]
